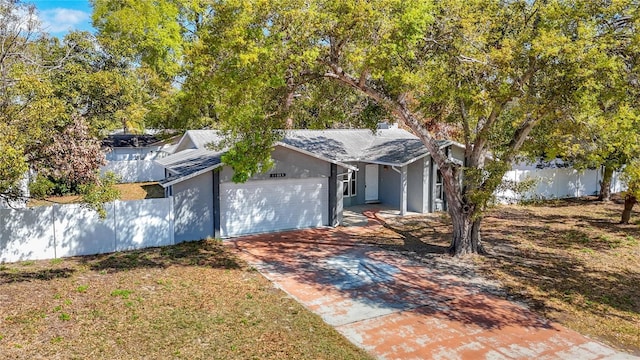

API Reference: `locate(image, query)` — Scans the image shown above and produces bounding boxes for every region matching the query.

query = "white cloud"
[38,8,90,34]
[6,4,39,33]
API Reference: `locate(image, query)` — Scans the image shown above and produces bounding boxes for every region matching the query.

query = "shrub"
[29,175,55,199]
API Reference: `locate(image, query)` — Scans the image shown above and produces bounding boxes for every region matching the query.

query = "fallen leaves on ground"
[0,240,372,360]
[375,197,640,355]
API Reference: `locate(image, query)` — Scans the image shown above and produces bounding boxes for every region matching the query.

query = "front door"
[365,164,379,203]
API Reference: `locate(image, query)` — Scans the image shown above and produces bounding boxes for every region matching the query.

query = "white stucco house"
[102,133,178,161]
[101,133,180,183]
[156,129,465,241]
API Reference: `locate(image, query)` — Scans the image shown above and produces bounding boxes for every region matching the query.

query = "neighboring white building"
[497,160,626,203]
[101,133,180,183]
[102,133,178,161]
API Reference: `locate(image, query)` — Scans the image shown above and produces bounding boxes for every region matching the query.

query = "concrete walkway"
[225,220,638,359]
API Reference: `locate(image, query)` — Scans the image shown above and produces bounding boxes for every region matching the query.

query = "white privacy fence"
[101,160,166,183]
[496,167,626,204]
[0,198,174,263]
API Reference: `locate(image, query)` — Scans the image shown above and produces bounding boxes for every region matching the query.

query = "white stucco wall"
[172,171,214,242]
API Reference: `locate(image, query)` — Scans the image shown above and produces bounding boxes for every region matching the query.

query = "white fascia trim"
[439,140,466,150]
[398,152,432,167]
[358,153,429,168]
[355,160,401,167]
[275,142,358,171]
[173,131,196,153]
[160,163,223,188]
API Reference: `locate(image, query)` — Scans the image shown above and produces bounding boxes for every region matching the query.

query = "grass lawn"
[380,196,640,355]
[0,240,372,359]
[28,182,165,207]
[11,190,639,356]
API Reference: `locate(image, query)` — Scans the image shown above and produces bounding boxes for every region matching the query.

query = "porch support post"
[428,156,434,212]
[400,165,407,215]
[329,163,338,227]
[422,157,430,213]
[213,170,221,238]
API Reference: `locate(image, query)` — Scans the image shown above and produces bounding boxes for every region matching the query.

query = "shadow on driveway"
[225,216,633,359]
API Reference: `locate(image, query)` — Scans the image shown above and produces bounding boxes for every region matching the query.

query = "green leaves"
[525,0,640,178]
[0,4,121,208]
[80,172,121,219]
[92,0,184,79]
[220,130,279,183]
[91,0,640,208]
[622,160,640,199]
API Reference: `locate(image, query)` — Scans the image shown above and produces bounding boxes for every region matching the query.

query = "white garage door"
[220,177,328,237]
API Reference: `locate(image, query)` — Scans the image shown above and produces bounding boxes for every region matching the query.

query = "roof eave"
[160,163,223,188]
[341,151,430,168]
[439,139,466,150]
[398,152,431,167]
[276,142,358,171]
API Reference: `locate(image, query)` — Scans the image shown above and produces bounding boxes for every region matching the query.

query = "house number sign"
[269,173,286,178]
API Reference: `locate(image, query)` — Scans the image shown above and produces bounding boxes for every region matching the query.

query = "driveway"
[225,217,637,360]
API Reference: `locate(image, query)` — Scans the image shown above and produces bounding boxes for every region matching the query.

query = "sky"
[30,1,94,36]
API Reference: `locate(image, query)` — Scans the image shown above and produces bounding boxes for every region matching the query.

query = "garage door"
[220,177,328,237]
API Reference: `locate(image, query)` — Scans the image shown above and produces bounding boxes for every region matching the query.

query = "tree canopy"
[524,1,640,202]
[0,1,120,212]
[94,0,640,255]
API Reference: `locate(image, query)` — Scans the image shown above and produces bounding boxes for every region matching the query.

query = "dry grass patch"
[478,198,640,355]
[378,198,640,355]
[115,182,164,200]
[28,182,164,207]
[0,240,372,360]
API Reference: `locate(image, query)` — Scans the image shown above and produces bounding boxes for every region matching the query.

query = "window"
[435,170,444,200]
[342,170,357,197]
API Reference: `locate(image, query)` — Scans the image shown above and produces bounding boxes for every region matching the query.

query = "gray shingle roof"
[157,128,457,187]
[157,148,224,186]
[280,128,440,165]
[187,130,226,149]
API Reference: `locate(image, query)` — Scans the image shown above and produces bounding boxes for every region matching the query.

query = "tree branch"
[458,54,490,66]
[470,102,504,167]
[459,98,471,158]
[505,114,540,162]
[322,65,450,169]
[358,67,369,88]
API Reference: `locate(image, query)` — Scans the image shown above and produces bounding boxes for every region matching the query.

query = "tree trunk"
[448,202,484,256]
[599,165,614,201]
[620,194,637,224]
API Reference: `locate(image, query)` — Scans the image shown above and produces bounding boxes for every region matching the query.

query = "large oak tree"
[95,0,638,255]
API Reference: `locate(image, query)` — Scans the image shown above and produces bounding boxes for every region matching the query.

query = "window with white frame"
[342,170,357,197]
[435,170,444,200]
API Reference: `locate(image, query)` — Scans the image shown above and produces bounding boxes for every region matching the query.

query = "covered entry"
[220,177,329,237]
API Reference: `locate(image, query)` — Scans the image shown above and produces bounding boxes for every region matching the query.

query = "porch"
[341,158,445,216]
[342,204,425,227]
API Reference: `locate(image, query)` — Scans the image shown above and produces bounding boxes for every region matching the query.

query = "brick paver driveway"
[225,217,637,360]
